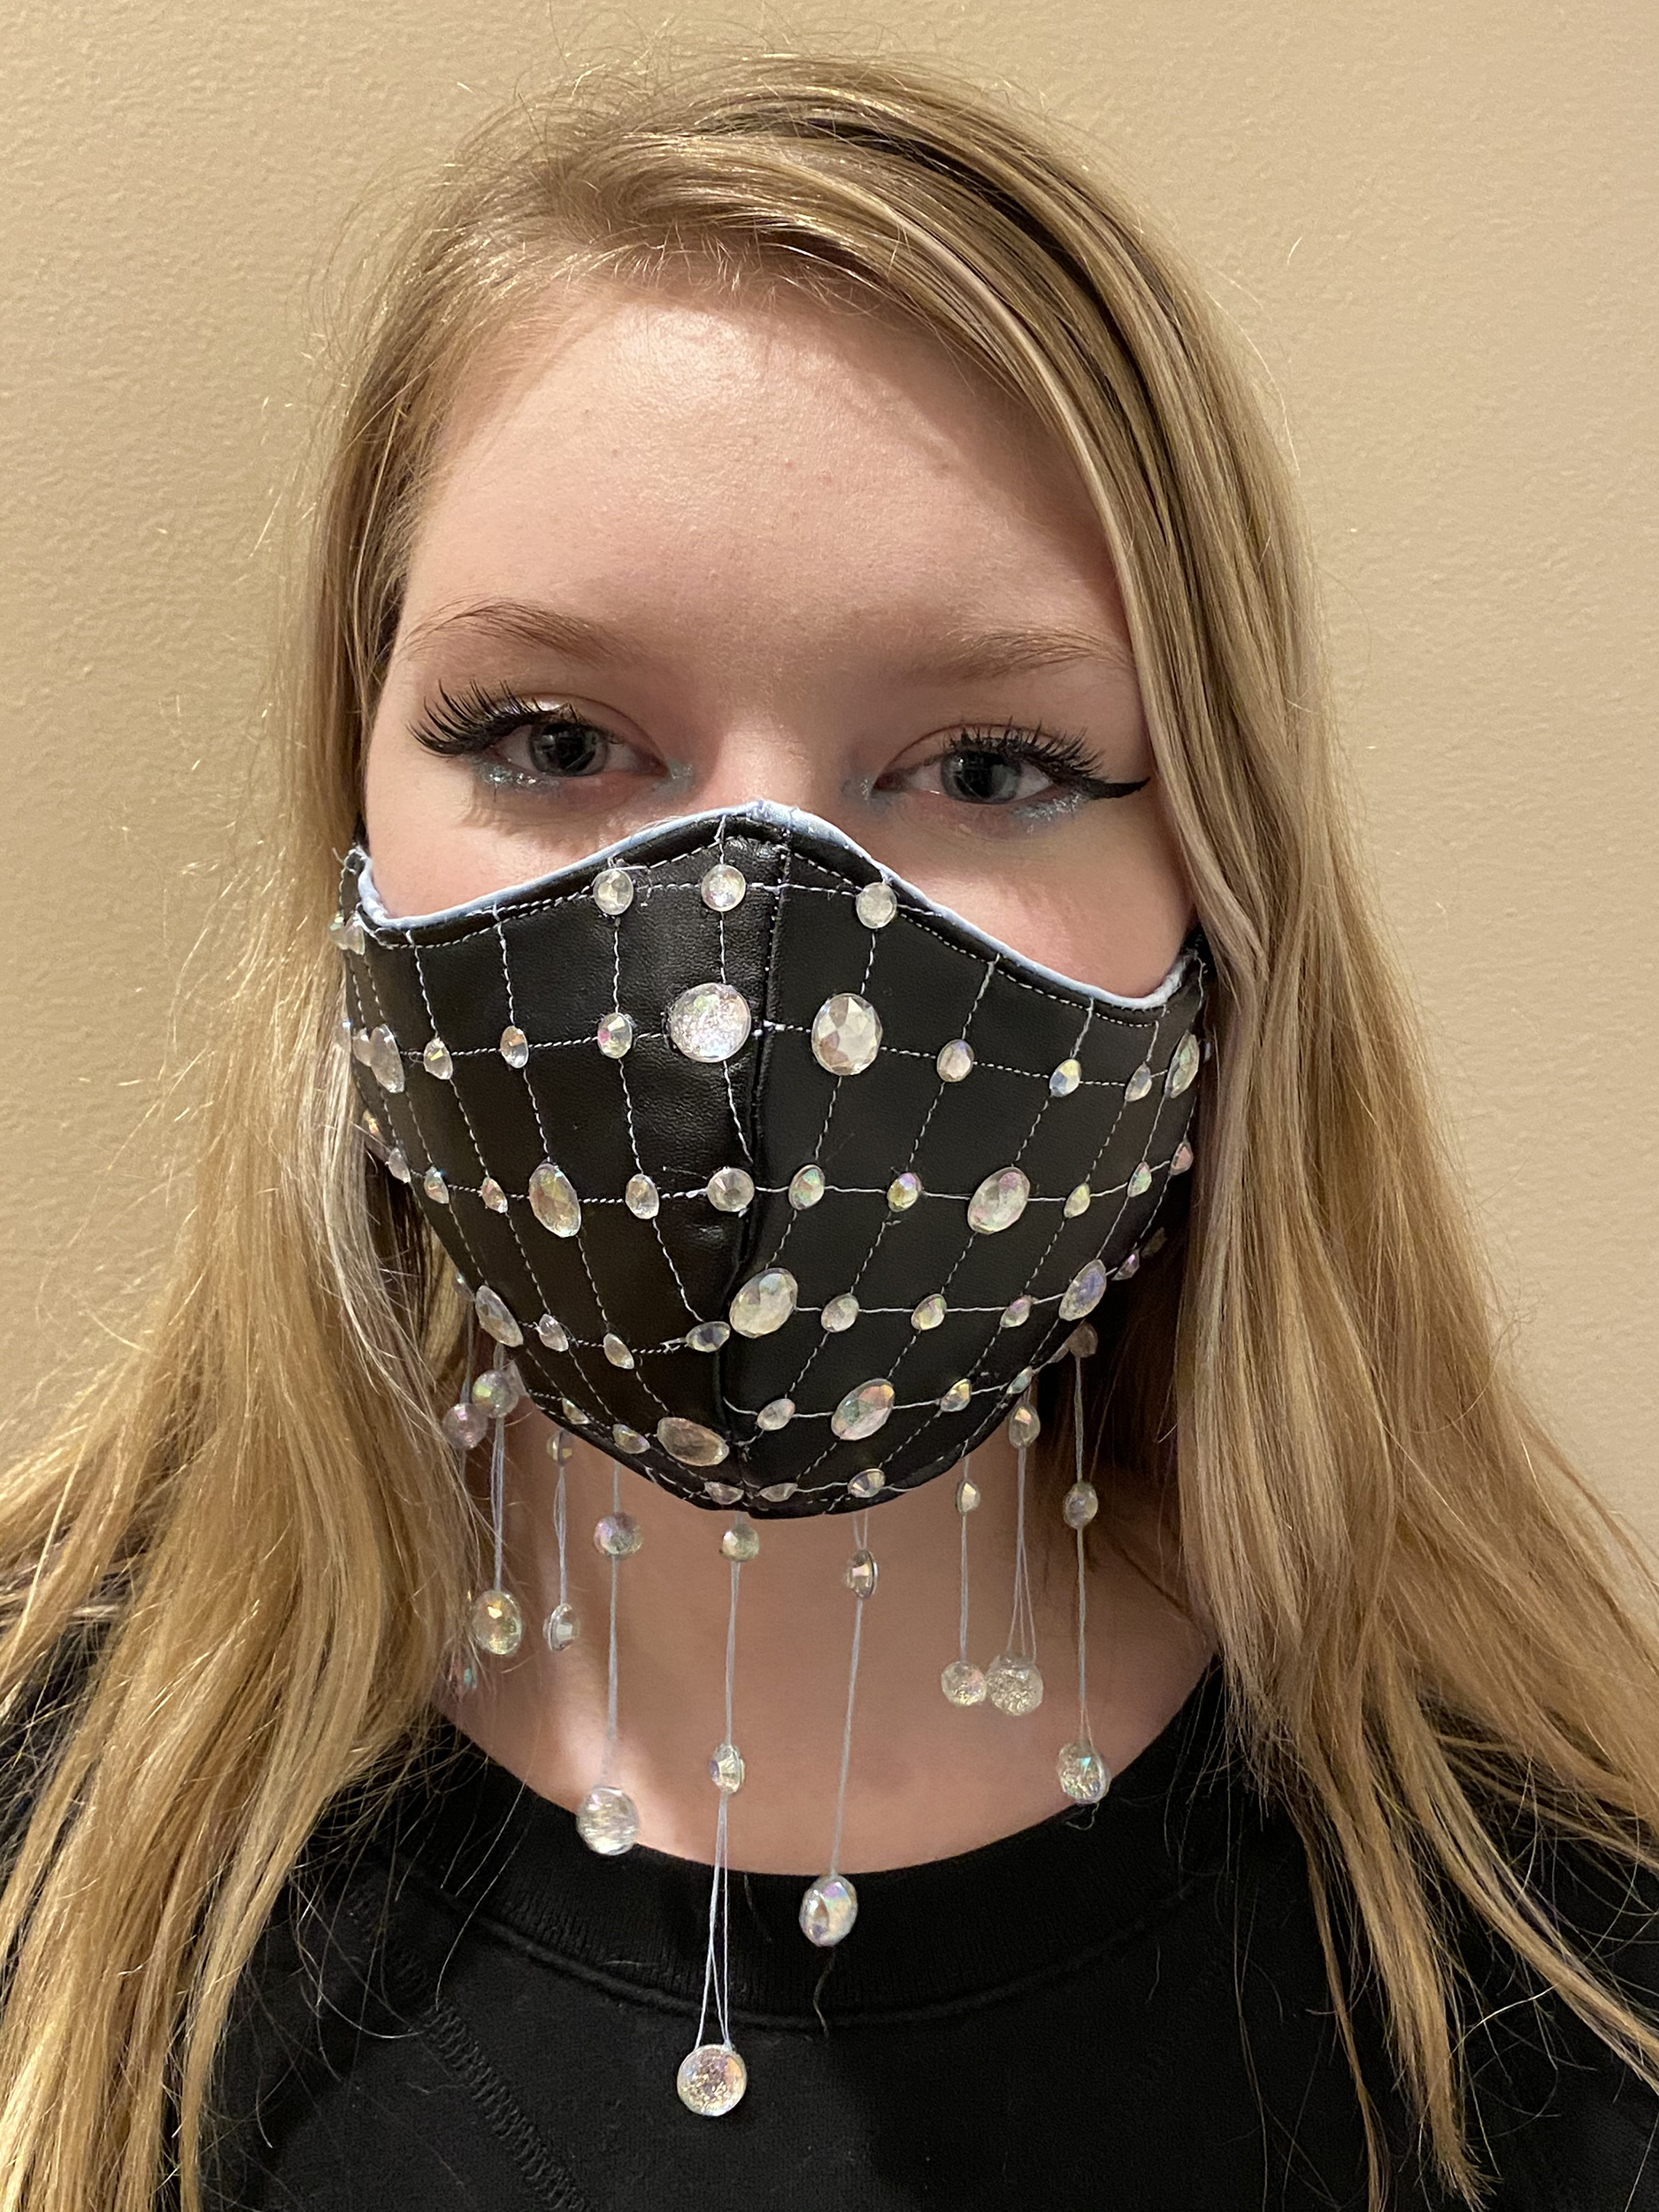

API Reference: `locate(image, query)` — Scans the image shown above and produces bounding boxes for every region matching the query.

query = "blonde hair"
[2,45,1655,2212]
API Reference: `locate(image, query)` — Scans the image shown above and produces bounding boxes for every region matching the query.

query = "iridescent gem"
[720,1514,759,1563]
[528,1163,582,1238]
[810,993,882,1076]
[986,1652,1045,1716]
[800,1873,858,1947]
[592,867,634,916]
[1001,1295,1033,1329]
[422,1037,454,1080]
[1143,1228,1168,1256]
[938,1377,972,1413]
[788,1164,826,1209]
[611,1422,647,1453]
[384,1146,411,1184]
[710,1738,747,1789]
[349,1028,373,1064]
[1064,1183,1091,1217]
[470,1587,522,1655]
[441,1402,488,1450]
[855,879,897,928]
[967,1166,1030,1234]
[594,1511,642,1558]
[1006,1366,1034,1396]
[596,1010,634,1057]
[1064,1323,1099,1359]
[667,983,753,1063]
[1170,1139,1194,1176]
[832,1380,894,1441]
[535,1313,569,1352]
[703,1479,743,1505]
[941,1658,987,1707]
[480,1177,509,1213]
[366,1026,404,1093]
[472,1368,519,1419]
[1125,1061,1153,1102]
[700,862,747,911]
[728,1268,797,1339]
[1127,1161,1153,1198]
[473,1286,522,1347]
[1064,1480,1099,1528]
[706,1167,755,1213]
[1007,1398,1041,1448]
[1166,1032,1201,1095]
[936,1039,975,1082]
[328,910,366,955]
[847,1468,885,1501]
[625,1174,659,1219]
[561,1398,591,1426]
[1049,1057,1082,1097]
[576,1784,639,1855]
[603,1333,634,1369]
[956,1472,981,1513]
[1115,1252,1141,1280]
[756,1398,795,1432]
[910,1294,946,1331]
[544,1601,580,1650]
[677,2042,747,2117]
[499,1026,529,1068]
[842,1550,878,1598]
[656,1417,730,1468]
[820,1294,859,1333]
[1059,1262,1108,1321]
[887,1172,922,1210]
[1057,1740,1111,1803]
[758,1480,798,1501]
[423,1166,449,1204]
[686,1320,731,1353]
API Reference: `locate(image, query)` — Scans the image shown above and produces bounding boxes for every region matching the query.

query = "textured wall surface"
[2,2,1653,1519]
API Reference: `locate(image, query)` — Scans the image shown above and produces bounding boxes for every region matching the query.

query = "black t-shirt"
[201,1662,1659,2208]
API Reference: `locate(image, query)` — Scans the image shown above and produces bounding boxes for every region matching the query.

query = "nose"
[689,723,851,829]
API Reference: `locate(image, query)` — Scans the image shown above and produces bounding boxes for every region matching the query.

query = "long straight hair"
[2,47,1656,2212]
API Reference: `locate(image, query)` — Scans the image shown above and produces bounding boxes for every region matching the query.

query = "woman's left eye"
[880,729,1149,810]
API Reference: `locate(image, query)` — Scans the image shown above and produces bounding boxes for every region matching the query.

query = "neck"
[440,1402,1215,1873]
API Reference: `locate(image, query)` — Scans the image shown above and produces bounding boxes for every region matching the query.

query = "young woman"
[1,49,1655,2212]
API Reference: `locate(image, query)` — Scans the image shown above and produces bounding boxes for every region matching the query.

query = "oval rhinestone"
[843,1550,879,1599]
[473,1286,523,1347]
[685,1321,731,1354]
[759,1479,798,1501]
[441,1402,488,1450]
[529,1163,582,1238]
[887,1172,922,1211]
[820,1294,859,1333]
[756,1398,795,1432]
[1125,1061,1153,1102]
[656,1417,730,1468]
[810,992,883,1076]
[832,1379,895,1441]
[625,1174,660,1219]
[1006,1366,1035,1396]
[910,1294,946,1332]
[1049,1057,1082,1097]
[366,1026,404,1094]
[383,1145,411,1184]
[471,1368,518,1420]
[480,1177,509,1213]
[703,1479,743,1505]
[603,1334,634,1369]
[470,1587,523,1656]
[967,1166,1030,1234]
[1064,1480,1100,1528]
[1064,1183,1092,1217]
[788,1164,826,1209]
[535,1313,569,1352]
[938,1377,972,1414]
[720,1514,759,1563]
[1001,1295,1033,1329]
[350,1029,373,1064]
[561,1398,591,1426]
[423,1166,449,1205]
[328,910,366,956]
[1115,1251,1141,1280]
[1166,1032,1201,1095]
[855,879,897,928]
[1058,1740,1112,1804]
[729,1268,797,1339]
[1059,1262,1108,1321]
[1008,1399,1041,1448]
[800,1873,858,1947]
[1065,1323,1100,1359]
[941,1658,987,1707]
[544,1601,580,1651]
[935,1038,975,1083]
[594,1511,642,1558]
[706,1167,755,1213]
[1171,1139,1194,1176]
[499,1026,529,1068]
[1127,1161,1154,1198]
[677,2042,747,2118]
[847,1468,886,1501]
[956,1472,982,1513]
[611,1422,648,1453]
[667,982,753,1063]
[595,1010,634,1058]
[592,866,634,916]
[422,1037,454,1081]
[986,1652,1045,1716]
[700,862,747,911]
[576,1783,639,1855]
[710,1735,747,1786]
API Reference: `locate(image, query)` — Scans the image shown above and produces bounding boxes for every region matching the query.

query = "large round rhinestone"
[967,1166,1031,1234]
[788,1164,826,1209]
[1166,1031,1201,1095]
[706,1167,755,1213]
[720,1516,759,1563]
[1059,1262,1108,1320]
[442,1402,488,1450]
[596,1010,634,1058]
[800,1873,858,1947]
[700,862,747,911]
[594,1511,642,1558]
[592,866,634,916]
[656,1417,730,1468]
[855,879,897,928]
[499,1026,529,1069]
[677,2041,747,2117]
[1057,1740,1111,1804]
[941,1658,987,1707]
[667,983,753,1063]
[625,1174,659,1218]
[831,1380,894,1441]
[729,1268,798,1339]
[910,1294,946,1332]
[470,1587,522,1655]
[473,1286,522,1347]
[887,1172,921,1210]
[471,1368,519,1420]
[366,1026,404,1094]
[810,993,882,1076]
[986,1652,1045,1716]
[576,1784,639,1855]
[936,1038,975,1083]
[528,1163,582,1239]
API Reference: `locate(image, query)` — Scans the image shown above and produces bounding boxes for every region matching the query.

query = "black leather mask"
[338,803,1208,1517]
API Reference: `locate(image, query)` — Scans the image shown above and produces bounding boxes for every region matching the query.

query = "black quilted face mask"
[338,803,1209,1517]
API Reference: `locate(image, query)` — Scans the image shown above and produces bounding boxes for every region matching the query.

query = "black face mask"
[338,802,1209,1517]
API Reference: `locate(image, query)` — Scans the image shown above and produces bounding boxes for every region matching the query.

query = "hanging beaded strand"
[986,1406,1045,1716]
[543,1431,580,1652]
[678,1510,758,2117]
[941,1460,986,1705]
[800,1508,874,1948]
[469,1343,524,1657]
[1058,1337,1110,1803]
[578,1461,642,1855]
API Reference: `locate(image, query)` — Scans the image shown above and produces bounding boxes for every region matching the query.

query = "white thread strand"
[601,1463,620,1783]
[1073,1356,1090,1731]
[1006,1446,1036,1659]
[695,1552,743,2055]
[554,1451,568,1610]
[488,1346,508,1591]
[827,1509,870,1877]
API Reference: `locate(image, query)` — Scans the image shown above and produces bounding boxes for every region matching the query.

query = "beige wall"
[2,2,1653,1517]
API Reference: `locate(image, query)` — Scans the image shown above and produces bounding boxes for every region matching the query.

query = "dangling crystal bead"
[544,1601,580,1650]
[728,1268,797,1338]
[938,1377,972,1413]
[603,1333,634,1369]
[847,1469,885,1502]
[721,1514,759,1563]
[576,1785,640,1855]
[1064,1480,1100,1528]
[594,1511,643,1558]
[1064,1183,1091,1217]
[667,983,753,1063]
[810,993,883,1076]
[655,1417,729,1468]
[473,1286,523,1347]
[1171,1139,1194,1176]
[700,862,747,911]
[910,1294,946,1331]
[1059,1262,1108,1320]
[788,1164,826,1209]
[1057,1740,1111,1803]
[1127,1162,1153,1198]
[1007,1398,1041,1448]
[941,1658,987,1707]
[442,1402,488,1450]
[470,1587,522,1655]
[499,1026,529,1069]
[1001,1295,1033,1328]
[820,1293,859,1333]
[535,1314,569,1351]
[677,2042,747,2116]
[366,1026,404,1093]
[756,1398,795,1432]
[706,1167,755,1213]
[480,1177,510,1213]
[855,879,897,928]
[936,1039,975,1083]
[887,1171,922,1210]
[1049,1057,1082,1097]
[967,1167,1030,1234]
[986,1652,1045,1715]
[595,1010,634,1058]
[1064,1322,1100,1359]
[843,1550,879,1598]
[592,866,634,916]
[831,1380,894,1441]
[422,1037,454,1080]
[1165,1032,1201,1095]
[685,1320,730,1353]
[625,1174,659,1219]
[529,1163,582,1238]
[471,1368,518,1420]
[611,1423,648,1455]
[800,1873,858,1947]
[956,1472,981,1513]
[709,1740,746,1791]
[423,1166,449,1205]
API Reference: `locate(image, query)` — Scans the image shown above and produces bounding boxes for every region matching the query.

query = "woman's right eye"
[410,686,658,794]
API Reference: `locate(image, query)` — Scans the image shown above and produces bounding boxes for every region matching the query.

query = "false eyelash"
[411,682,587,757]
[932,724,1151,800]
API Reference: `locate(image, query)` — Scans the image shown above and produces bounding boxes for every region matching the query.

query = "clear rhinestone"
[1059,1263,1108,1320]
[758,1479,798,1501]
[799,1873,858,1947]
[592,867,634,916]
[480,1177,509,1213]
[1166,1032,1201,1095]
[423,1166,449,1204]
[1057,1740,1111,1803]
[756,1398,795,1432]
[1008,1399,1041,1448]
[473,1286,522,1347]
[720,1514,759,1563]
[611,1422,647,1453]
[986,1652,1045,1716]
[847,1468,885,1501]
[855,879,897,928]
[831,1380,894,1441]
[1064,1480,1100,1528]
[422,1037,454,1080]
[706,1167,755,1213]
[686,1321,731,1353]
[442,1402,488,1450]
[667,982,753,1063]
[576,1784,639,1855]
[366,1026,404,1093]
[328,910,366,956]
[956,1472,981,1513]
[561,1398,592,1426]
[1115,1251,1141,1280]
[820,1294,859,1333]
[1001,1296,1033,1329]
[1143,1228,1168,1256]
[383,1146,411,1184]
[910,1294,946,1332]
[1127,1162,1153,1198]
[729,1269,797,1339]
[1049,1057,1082,1097]
[677,2041,747,2117]
[470,1587,522,1655]
[595,1010,634,1057]
[703,1479,743,1505]
[471,1368,518,1420]
[1064,1183,1092,1217]
[656,1417,730,1468]
[603,1333,634,1369]
[967,1167,1030,1234]
[1171,1139,1194,1176]
[936,1039,975,1082]
[625,1174,660,1219]
[887,1172,922,1211]
[842,1550,879,1599]
[1125,1061,1153,1102]
[594,1511,642,1558]
[350,1028,373,1065]
[938,1377,972,1413]
[1006,1366,1034,1396]
[788,1164,826,1209]
[941,1658,987,1707]
[810,993,882,1076]
[544,1601,580,1651]
[710,1737,747,1788]
[1065,1323,1099,1359]
[700,862,747,912]
[535,1313,569,1351]
[529,1163,582,1238]
[499,1026,529,1069]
